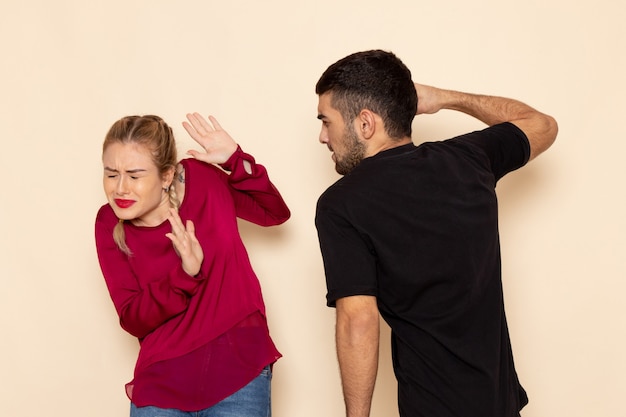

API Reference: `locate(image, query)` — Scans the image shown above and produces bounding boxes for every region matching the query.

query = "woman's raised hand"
[182,113,238,164]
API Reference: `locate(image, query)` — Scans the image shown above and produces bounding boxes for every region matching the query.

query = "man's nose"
[319,128,328,144]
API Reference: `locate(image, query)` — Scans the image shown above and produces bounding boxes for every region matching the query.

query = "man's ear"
[357,109,377,140]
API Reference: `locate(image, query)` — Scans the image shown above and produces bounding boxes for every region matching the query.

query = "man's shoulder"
[444,122,527,147]
[318,177,349,204]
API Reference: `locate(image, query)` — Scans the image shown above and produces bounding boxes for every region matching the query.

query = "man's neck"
[365,136,412,158]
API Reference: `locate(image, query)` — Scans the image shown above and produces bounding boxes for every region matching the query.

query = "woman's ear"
[162,166,176,188]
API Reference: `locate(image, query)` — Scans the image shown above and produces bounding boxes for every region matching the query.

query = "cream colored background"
[1,1,624,416]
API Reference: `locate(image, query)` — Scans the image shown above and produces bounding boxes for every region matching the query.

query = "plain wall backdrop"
[1,1,624,416]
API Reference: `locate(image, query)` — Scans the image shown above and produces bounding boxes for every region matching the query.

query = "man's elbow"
[545,114,559,144]
[336,296,379,337]
[529,113,559,160]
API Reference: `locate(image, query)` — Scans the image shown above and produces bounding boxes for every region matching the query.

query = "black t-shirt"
[315,123,531,417]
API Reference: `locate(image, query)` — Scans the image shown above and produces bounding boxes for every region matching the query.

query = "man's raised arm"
[414,83,558,160]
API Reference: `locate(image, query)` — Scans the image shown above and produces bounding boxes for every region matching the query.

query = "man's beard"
[335,126,366,175]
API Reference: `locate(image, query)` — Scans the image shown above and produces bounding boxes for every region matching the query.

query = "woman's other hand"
[165,208,204,276]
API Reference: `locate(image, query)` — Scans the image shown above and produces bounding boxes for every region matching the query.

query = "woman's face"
[102,142,173,227]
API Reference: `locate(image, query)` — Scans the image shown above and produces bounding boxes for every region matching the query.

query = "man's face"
[317,93,366,175]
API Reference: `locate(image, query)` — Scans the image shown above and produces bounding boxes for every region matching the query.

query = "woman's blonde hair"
[103,115,179,255]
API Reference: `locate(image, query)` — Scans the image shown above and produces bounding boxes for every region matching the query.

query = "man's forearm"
[415,84,558,160]
[439,90,536,125]
[336,296,380,417]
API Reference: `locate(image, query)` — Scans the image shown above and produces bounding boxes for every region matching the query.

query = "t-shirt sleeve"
[449,122,531,182]
[315,202,378,307]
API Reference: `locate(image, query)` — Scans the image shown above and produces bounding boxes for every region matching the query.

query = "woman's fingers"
[186,112,216,135]
[165,213,204,276]
[207,115,222,131]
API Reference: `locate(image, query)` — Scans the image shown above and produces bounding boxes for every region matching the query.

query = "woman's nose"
[116,177,129,194]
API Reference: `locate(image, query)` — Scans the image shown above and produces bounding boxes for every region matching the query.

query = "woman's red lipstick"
[115,199,135,209]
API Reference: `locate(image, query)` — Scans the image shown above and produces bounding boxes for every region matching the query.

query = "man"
[314,50,558,417]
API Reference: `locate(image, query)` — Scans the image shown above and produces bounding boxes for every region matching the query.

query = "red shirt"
[95,148,290,410]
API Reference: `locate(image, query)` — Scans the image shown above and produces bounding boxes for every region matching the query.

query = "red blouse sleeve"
[219,146,290,226]
[95,206,205,339]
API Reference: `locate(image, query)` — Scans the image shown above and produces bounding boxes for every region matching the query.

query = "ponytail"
[113,219,132,256]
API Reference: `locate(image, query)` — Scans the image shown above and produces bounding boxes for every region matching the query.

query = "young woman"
[95,113,290,416]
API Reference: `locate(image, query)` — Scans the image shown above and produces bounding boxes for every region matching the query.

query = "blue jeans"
[130,367,272,417]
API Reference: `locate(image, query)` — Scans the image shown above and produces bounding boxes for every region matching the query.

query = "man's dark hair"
[316,50,417,139]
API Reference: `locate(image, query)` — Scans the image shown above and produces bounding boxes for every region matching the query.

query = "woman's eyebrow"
[103,167,147,174]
